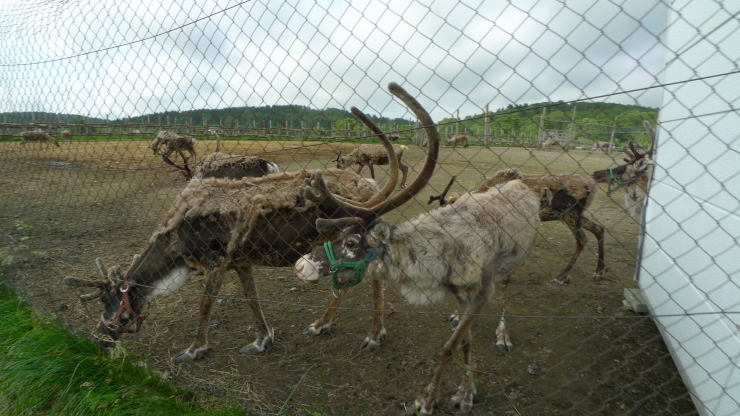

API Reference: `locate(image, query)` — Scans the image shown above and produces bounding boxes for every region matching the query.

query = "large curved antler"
[63,257,111,302]
[300,82,440,222]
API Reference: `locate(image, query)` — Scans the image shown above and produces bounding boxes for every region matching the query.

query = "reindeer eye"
[345,240,358,249]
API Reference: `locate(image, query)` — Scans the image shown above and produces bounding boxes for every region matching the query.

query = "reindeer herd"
[62,83,656,415]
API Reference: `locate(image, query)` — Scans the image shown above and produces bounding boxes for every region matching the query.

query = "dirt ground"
[0,138,697,415]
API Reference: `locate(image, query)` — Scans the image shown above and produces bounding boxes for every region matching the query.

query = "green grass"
[0,278,245,416]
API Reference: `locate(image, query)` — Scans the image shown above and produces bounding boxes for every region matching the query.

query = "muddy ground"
[0,139,696,415]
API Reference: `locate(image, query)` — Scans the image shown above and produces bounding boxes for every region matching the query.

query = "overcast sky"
[0,0,671,121]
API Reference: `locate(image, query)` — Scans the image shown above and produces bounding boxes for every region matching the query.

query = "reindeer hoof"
[592,273,603,281]
[303,322,330,336]
[238,337,274,355]
[359,328,387,351]
[496,343,514,353]
[447,314,461,328]
[551,276,570,285]
[173,347,207,363]
[407,399,434,416]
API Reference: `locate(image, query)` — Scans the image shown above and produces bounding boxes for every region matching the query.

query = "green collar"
[323,241,382,290]
[607,167,643,196]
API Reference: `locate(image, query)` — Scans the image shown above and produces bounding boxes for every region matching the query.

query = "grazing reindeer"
[61,130,72,142]
[592,121,656,218]
[295,160,539,413]
[20,131,60,147]
[431,169,605,285]
[150,131,197,164]
[334,143,410,188]
[63,83,437,364]
[447,133,469,148]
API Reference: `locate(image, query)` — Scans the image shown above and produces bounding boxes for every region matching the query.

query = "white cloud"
[0,0,671,120]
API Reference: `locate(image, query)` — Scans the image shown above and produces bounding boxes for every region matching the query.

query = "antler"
[162,153,193,180]
[643,121,656,158]
[625,121,657,164]
[300,82,440,222]
[63,257,112,302]
[428,176,456,206]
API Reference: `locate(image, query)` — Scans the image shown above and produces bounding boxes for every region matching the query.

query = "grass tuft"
[0,279,245,416]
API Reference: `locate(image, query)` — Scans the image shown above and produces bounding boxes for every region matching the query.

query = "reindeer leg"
[399,162,409,189]
[495,275,513,352]
[173,263,225,363]
[359,279,386,351]
[411,274,494,416]
[446,330,476,415]
[368,163,376,179]
[305,287,350,336]
[235,263,274,355]
[581,216,606,280]
[552,213,587,285]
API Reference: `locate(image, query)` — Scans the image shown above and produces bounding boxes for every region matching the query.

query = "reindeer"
[162,151,280,181]
[430,169,605,285]
[20,131,60,147]
[542,137,563,150]
[592,121,656,219]
[295,152,539,414]
[63,83,439,364]
[61,130,72,142]
[334,143,410,188]
[447,133,469,148]
[592,141,611,152]
[150,131,197,164]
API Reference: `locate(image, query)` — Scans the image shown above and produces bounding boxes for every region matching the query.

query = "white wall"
[639,1,740,415]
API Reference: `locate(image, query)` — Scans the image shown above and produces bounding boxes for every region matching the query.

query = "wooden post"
[537,106,547,148]
[484,104,491,148]
[568,106,577,150]
[608,117,617,153]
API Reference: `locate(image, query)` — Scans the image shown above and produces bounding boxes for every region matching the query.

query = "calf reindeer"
[592,121,656,219]
[335,143,410,187]
[63,83,439,364]
[295,157,539,415]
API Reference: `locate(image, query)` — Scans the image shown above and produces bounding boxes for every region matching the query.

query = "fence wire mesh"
[1,0,737,415]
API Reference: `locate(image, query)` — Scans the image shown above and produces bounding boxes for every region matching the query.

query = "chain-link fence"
[1,0,738,415]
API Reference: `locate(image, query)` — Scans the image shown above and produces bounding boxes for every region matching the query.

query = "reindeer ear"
[370,222,392,243]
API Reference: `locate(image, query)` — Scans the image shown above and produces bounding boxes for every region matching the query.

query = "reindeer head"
[334,152,349,170]
[295,82,439,288]
[64,257,147,350]
[592,121,655,188]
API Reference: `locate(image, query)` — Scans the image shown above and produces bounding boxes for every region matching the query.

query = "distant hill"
[1,100,658,146]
